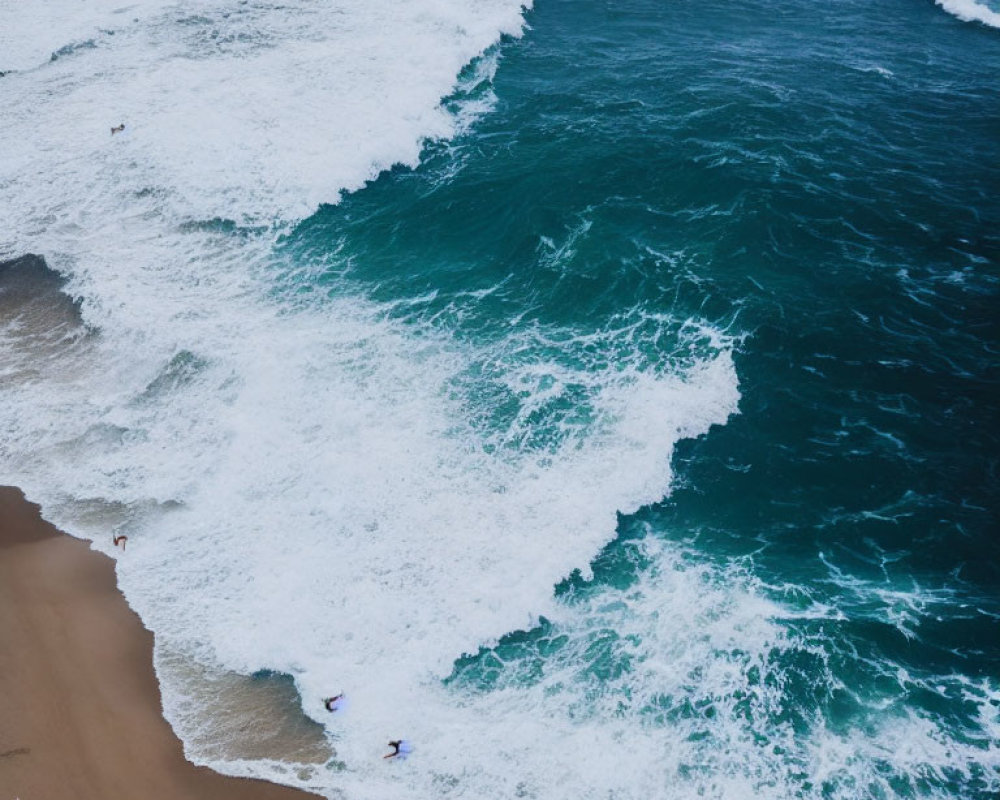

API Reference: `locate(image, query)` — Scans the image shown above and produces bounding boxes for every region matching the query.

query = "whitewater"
[0,1,741,797]
[2,0,998,798]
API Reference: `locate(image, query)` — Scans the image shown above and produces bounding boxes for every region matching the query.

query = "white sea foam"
[0,0,528,230]
[0,246,745,798]
[0,0,745,796]
[936,0,1000,28]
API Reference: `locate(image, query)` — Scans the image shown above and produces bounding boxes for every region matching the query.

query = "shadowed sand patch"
[0,485,326,800]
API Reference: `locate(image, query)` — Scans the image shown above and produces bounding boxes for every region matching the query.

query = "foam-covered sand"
[0,486,321,800]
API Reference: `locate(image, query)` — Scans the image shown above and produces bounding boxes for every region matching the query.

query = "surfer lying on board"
[323,694,344,712]
[111,123,125,135]
[383,740,412,759]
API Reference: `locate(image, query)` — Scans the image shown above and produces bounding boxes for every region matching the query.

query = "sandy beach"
[0,485,323,800]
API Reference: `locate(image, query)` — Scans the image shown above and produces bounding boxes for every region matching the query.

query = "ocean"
[1,0,998,797]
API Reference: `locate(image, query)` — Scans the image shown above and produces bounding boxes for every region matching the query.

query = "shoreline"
[0,485,324,800]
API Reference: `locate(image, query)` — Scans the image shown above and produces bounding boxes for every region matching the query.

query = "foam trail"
[936,0,1000,27]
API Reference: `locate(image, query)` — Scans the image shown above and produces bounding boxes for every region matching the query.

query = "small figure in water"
[383,740,412,760]
[323,694,344,712]
[113,534,128,550]
[111,123,125,135]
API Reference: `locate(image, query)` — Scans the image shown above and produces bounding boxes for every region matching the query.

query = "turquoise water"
[283,0,1000,795]
[2,0,998,797]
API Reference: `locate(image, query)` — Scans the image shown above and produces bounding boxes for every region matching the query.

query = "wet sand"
[0,486,323,800]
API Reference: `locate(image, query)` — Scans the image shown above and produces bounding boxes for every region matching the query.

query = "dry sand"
[0,486,323,800]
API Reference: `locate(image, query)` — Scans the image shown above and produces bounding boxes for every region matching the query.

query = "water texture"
[1,0,998,798]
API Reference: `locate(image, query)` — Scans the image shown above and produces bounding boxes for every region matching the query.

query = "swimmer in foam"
[383,740,413,760]
[110,123,125,135]
[323,694,345,712]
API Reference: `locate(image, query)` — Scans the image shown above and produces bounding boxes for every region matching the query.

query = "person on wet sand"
[383,739,412,759]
